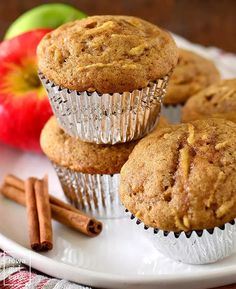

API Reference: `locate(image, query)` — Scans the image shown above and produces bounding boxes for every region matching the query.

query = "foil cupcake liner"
[39,72,169,144]
[53,163,124,219]
[125,209,236,264]
[162,104,183,123]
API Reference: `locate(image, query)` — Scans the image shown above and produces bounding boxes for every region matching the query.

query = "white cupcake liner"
[39,72,169,144]
[162,104,183,123]
[53,163,124,219]
[125,209,236,264]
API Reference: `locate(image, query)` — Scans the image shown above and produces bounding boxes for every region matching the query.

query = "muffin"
[41,116,137,218]
[120,118,236,264]
[37,15,178,144]
[182,79,236,123]
[162,48,220,123]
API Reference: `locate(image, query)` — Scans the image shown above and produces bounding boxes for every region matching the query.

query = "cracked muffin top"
[182,79,236,123]
[40,116,137,174]
[120,118,236,232]
[164,49,220,105]
[37,15,178,93]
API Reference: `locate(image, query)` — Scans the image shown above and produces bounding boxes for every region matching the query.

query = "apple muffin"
[120,118,236,264]
[37,15,178,144]
[182,79,236,123]
[41,116,137,218]
[162,48,220,123]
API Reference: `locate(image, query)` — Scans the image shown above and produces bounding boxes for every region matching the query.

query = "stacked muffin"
[37,15,236,266]
[38,15,178,218]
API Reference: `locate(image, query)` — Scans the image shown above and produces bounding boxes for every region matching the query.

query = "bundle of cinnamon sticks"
[0,174,102,252]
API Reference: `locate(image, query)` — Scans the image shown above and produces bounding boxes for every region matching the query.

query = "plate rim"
[1,231,236,289]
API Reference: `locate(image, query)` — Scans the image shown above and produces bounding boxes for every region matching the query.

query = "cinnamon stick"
[25,178,41,251]
[1,185,25,206]
[51,204,102,237]
[1,175,102,237]
[49,194,79,213]
[4,174,78,212]
[34,177,53,251]
[4,174,25,191]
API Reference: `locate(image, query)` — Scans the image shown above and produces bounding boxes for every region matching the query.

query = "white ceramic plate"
[1,145,236,289]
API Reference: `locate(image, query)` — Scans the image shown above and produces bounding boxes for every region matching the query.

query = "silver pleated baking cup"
[126,210,236,264]
[53,163,124,219]
[39,72,169,144]
[162,104,183,123]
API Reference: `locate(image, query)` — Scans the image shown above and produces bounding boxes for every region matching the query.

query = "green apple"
[4,3,87,39]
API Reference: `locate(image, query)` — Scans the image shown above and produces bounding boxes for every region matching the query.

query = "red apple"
[0,29,53,153]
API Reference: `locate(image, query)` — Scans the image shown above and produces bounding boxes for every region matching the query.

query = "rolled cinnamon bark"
[25,178,41,251]
[5,174,78,212]
[0,185,25,205]
[51,204,102,237]
[4,174,25,191]
[1,175,102,237]
[35,178,53,251]
[49,195,79,213]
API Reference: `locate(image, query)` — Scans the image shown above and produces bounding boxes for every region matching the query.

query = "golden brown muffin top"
[163,49,220,105]
[120,118,236,232]
[40,117,137,174]
[37,15,178,93]
[182,79,236,123]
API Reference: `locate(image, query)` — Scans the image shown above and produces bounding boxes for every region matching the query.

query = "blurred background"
[0,0,236,52]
